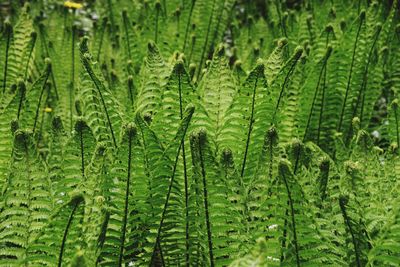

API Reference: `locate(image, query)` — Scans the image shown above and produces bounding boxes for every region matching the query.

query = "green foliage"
[0,0,399,266]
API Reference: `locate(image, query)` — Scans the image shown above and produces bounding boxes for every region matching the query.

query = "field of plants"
[0,0,399,266]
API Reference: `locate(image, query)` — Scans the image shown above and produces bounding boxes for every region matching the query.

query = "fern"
[0,1,399,266]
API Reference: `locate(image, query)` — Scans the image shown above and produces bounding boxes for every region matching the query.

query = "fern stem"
[273,53,301,121]
[316,31,331,145]
[303,50,331,142]
[208,0,227,56]
[58,199,82,267]
[24,135,32,267]
[32,65,51,133]
[38,23,59,100]
[346,29,381,144]
[339,197,361,267]
[70,23,76,132]
[157,242,166,267]
[106,0,116,39]
[347,25,381,143]
[162,0,167,17]
[96,212,110,258]
[196,0,216,81]
[155,4,160,44]
[240,73,259,178]
[62,8,68,44]
[183,0,196,52]
[281,171,300,267]
[280,209,289,263]
[96,18,107,62]
[198,136,215,267]
[275,0,288,39]
[79,123,85,179]
[122,11,132,59]
[35,85,51,149]
[23,32,37,81]
[149,106,193,265]
[318,160,330,203]
[306,18,315,45]
[188,35,196,67]
[394,107,399,149]
[338,13,365,132]
[176,8,180,38]
[316,65,327,145]
[127,76,134,105]
[280,143,301,262]
[2,22,12,94]
[117,131,133,267]
[17,82,26,119]
[150,140,183,266]
[177,68,190,266]
[264,128,277,200]
[80,42,118,148]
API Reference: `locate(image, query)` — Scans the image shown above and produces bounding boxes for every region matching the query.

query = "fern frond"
[58,119,96,205]
[0,130,52,266]
[220,63,267,181]
[136,42,170,117]
[4,5,34,93]
[190,129,243,266]
[98,124,137,266]
[197,45,237,148]
[0,80,25,187]
[79,37,123,148]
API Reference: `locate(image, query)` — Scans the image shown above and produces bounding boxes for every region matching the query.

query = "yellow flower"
[44,107,52,113]
[64,1,83,9]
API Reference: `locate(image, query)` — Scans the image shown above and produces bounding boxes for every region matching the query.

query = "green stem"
[70,22,76,132]
[240,72,259,178]
[344,26,381,144]
[38,24,59,100]
[2,23,12,94]
[196,0,216,80]
[183,0,196,52]
[117,131,133,267]
[96,18,107,62]
[208,0,227,56]
[272,54,301,121]
[58,198,83,267]
[79,123,85,180]
[177,67,190,267]
[150,137,183,266]
[339,197,361,267]
[122,12,132,60]
[198,137,215,267]
[394,107,399,149]
[316,65,327,145]
[32,65,51,133]
[80,40,118,148]
[282,171,300,267]
[17,82,26,119]
[23,32,37,81]
[303,53,330,142]
[338,13,364,132]
[155,6,160,44]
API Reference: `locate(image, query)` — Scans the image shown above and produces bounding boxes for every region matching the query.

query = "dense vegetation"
[0,0,399,266]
